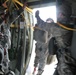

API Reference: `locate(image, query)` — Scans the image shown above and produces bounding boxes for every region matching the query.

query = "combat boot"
[37,69,44,75]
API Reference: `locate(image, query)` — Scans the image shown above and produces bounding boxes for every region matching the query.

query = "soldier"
[33,10,54,75]
[53,1,76,75]
[0,22,11,74]
[0,4,14,74]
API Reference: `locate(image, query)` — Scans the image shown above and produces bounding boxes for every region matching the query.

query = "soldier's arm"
[35,10,45,25]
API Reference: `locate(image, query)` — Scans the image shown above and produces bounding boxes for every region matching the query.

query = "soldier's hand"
[35,10,39,17]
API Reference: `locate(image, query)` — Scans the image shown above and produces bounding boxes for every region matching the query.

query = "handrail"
[57,22,76,31]
[4,0,32,13]
[14,0,32,13]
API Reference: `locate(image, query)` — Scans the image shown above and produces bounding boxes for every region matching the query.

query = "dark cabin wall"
[67,0,76,59]
[27,0,56,8]
[72,2,76,16]
[71,24,76,59]
[71,1,76,59]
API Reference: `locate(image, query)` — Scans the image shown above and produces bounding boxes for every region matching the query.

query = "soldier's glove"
[35,10,39,18]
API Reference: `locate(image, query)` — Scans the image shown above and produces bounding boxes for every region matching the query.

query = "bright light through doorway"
[25,6,57,75]
[33,6,57,24]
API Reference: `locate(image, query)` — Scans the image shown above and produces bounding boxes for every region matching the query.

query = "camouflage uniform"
[34,42,49,75]
[0,22,11,74]
[34,11,54,75]
[34,1,76,74]
[53,1,76,75]
[35,15,75,75]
